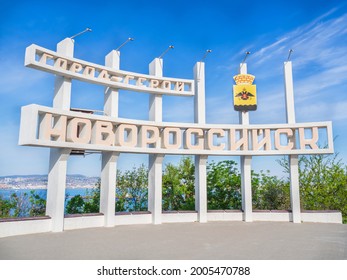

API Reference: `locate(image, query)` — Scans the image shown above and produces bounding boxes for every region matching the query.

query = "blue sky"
[0,0,346,177]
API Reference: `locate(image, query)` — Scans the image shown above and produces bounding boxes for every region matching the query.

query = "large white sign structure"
[0,37,341,238]
[20,105,333,156]
[25,44,194,96]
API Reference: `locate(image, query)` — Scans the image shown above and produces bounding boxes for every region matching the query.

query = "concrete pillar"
[289,154,301,223]
[53,38,73,110]
[284,61,301,223]
[193,62,207,222]
[100,50,120,227]
[104,51,120,118]
[148,58,164,224]
[195,155,208,222]
[46,38,73,232]
[241,155,252,221]
[46,148,70,232]
[148,154,164,224]
[149,58,163,122]
[194,62,206,124]
[101,152,119,226]
[239,63,253,222]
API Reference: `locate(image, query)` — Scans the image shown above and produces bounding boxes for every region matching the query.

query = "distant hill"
[0,174,100,189]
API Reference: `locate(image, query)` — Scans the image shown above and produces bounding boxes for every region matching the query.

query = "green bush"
[162,157,195,211]
[116,165,148,212]
[207,160,241,210]
[252,170,290,210]
[65,182,100,215]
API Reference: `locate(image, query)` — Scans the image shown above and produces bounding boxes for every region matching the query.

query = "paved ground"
[0,221,346,260]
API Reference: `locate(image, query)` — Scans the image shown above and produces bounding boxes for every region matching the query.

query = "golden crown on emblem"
[233,74,255,85]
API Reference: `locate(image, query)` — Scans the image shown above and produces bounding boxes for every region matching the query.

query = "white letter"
[39,113,67,142]
[184,128,204,150]
[150,79,160,88]
[207,128,225,150]
[229,129,248,150]
[139,125,160,148]
[91,121,115,146]
[161,80,171,90]
[69,62,83,73]
[136,77,147,87]
[162,127,182,149]
[252,129,271,151]
[123,75,135,84]
[174,81,184,91]
[299,127,319,150]
[83,66,95,78]
[39,53,54,64]
[54,58,67,70]
[115,124,138,147]
[66,118,92,144]
[98,69,109,80]
[274,128,294,150]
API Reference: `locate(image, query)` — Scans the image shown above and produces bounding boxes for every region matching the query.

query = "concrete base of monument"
[301,210,342,223]
[115,212,152,226]
[162,211,198,223]
[207,210,243,221]
[0,216,52,238]
[64,213,104,230]
[0,210,342,238]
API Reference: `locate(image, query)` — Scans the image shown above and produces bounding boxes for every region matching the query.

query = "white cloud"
[235,10,347,96]
[295,64,347,102]
[223,10,347,126]
[296,100,347,124]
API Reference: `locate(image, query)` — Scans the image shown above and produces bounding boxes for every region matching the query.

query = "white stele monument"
[0,37,341,238]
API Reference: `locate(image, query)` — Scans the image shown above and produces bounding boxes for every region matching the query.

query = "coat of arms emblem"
[233,73,257,111]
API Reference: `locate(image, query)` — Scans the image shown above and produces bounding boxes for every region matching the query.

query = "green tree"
[65,180,101,214]
[279,153,347,223]
[116,165,148,212]
[0,195,15,218]
[207,160,242,210]
[84,182,100,213]
[29,190,46,216]
[10,192,30,217]
[162,157,195,211]
[66,195,85,214]
[252,170,290,210]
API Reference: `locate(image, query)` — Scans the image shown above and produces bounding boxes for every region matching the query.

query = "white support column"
[239,63,253,222]
[284,61,301,223]
[149,58,163,122]
[100,50,121,227]
[195,155,208,222]
[193,62,207,223]
[104,51,120,118]
[149,154,164,224]
[46,38,73,232]
[148,58,164,224]
[101,151,119,226]
[194,62,206,124]
[46,148,70,232]
[241,155,252,221]
[53,38,73,110]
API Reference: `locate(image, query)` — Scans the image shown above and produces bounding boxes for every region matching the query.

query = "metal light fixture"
[115,37,134,51]
[287,49,294,61]
[70,28,92,39]
[201,49,212,61]
[241,51,251,65]
[158,45,174,58]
